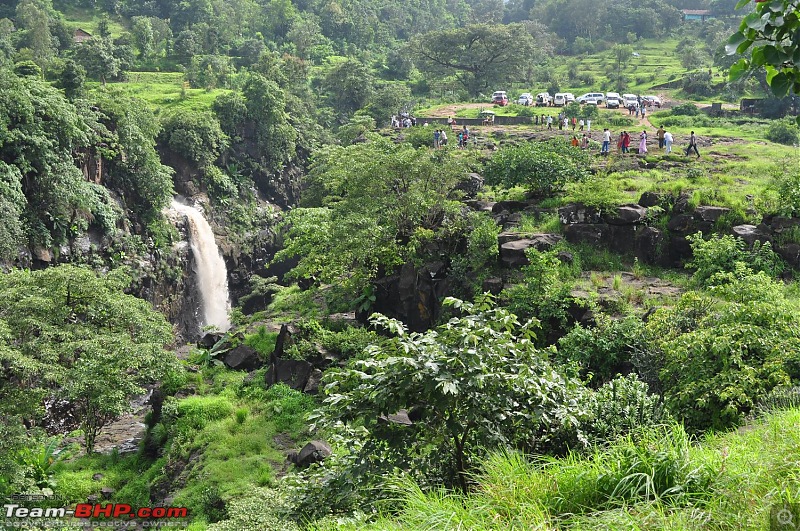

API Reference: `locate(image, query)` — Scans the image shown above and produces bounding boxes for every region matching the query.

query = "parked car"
[577,92,605,104]
[606,97,620,109]
[553,93,568,106]
[564,93,576,103]
[535,92,552,106]
[492,91,509,106]
[584,97,599,106]
[518,93,534,106]
[622,94,639,108]
[643,95,662,108]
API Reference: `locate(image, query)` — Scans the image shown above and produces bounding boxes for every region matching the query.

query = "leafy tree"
[648,270,800,433]
[15,0,55,68]
[727,0,800,98]
[323,58,374,120]
[131,16,154,59]
[483,139,590,196]
[314,296,588,492]
[75,36,121,84]
[186,54,233,90]
[160,110,228,167]
[411,23,544,97]
[95,89,175,221]
[57,58,86,100]
[766,118,799,145]
[274,136,466,295]
[0,265,178,454]
[174,29,202,61]
[612,44,633,91]
[0,70,114,249]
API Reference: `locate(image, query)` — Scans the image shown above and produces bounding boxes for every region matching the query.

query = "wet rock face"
[370,262,450,332]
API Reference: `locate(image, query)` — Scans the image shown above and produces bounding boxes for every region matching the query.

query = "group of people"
[570,126,700,157]
[433,124,471,149]
[535,113,592,132]
[391,113,417,128]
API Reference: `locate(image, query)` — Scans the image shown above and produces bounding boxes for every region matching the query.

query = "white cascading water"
[169,199,231,333]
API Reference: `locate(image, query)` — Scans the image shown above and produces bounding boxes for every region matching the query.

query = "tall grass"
[327,409,800,530]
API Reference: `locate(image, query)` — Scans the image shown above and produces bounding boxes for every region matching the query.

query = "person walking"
[641,106,646,120]
[638,130,648,154]
[433,129,440,149]
[601,128,611,156]
[547,115,553,130]
[656,126,666,149]
[685,131,700,158]
[617,132,624,154]
[664,130,673,154]
[623,131,631,153]
[586,119,591,132]
[580,133,589,150]
[579,118,584,131]
[572,117,577,130]
[571,135,579,147]
[440,129,447,146]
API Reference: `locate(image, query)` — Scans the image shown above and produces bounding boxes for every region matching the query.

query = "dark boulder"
[638,191,662,208]
[481,277,504,295]
[499,234,564,268]
[634,227,665,264]
[265,359,314,391]
[694,206,730,223]
[303,369,323,395]
[564,224,610,246]
[768,216,800,233]
[222,345,264,371]
[603,204,648,225]
[732,225,772,247]
[672,193,692,214]
[559,204,602,224]
[455,173,484,199]
[289,440,332,468]
[777,243,800,269]
[379,410,413,426]
[492,200,530,214]
[197,332,224,350]
[100,487,115,500]
[370,262,450,332]
[464,200,495,212]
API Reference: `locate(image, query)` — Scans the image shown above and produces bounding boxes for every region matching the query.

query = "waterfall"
[169,199,231,333]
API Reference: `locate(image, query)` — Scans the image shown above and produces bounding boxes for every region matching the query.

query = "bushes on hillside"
[483,140,590,196]
[765,119,799,145]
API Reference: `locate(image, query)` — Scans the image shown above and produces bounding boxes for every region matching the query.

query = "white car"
[518,93,534,106]
[622,94,639,108]
[535,92,552,106]
[577,92,605,104]
[643,95,662,108]
[564,93,576,103]
[584,97,599,106]
[553,93,568,106]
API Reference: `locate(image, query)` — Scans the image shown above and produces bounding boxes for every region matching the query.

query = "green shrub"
[207,488,299,531]
[686,232,784,286]
[401,126,437,149]
[586,375,668,445]
[557,314,645,386]
[765,119,799,145]
[164,396,235,430]
[264,384,316,432]
[670,102,701,116]
[564,177,629,210]
[483,140,590,196]
[244,326,278,357]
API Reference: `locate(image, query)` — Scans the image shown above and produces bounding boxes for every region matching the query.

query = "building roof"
[682,9,711,15]
[74,28,92,37]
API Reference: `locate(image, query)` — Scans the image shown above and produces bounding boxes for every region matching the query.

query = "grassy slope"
[321,407,800,530]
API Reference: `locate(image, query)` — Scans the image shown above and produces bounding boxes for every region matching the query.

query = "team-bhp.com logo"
[4,502,189,527]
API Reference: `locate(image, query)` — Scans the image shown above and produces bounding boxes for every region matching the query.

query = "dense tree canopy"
[0,265,178,455]
[411,23,547,96]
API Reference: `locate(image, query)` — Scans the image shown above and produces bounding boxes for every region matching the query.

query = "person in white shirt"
[586,119,591,132]
[664,130,673,154]
[601,128,611,155]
